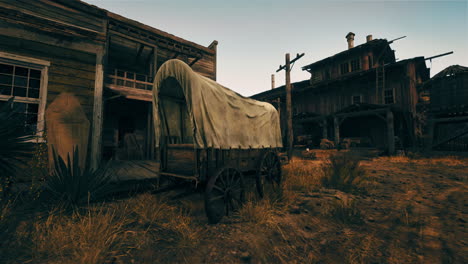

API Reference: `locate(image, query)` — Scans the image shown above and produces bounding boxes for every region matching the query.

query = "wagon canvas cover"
[153,59,282,149]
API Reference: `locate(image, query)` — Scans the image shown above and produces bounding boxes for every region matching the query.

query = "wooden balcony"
[105,69,153,101]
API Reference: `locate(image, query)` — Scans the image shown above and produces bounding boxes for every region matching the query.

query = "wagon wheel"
[205,167,245,224]
[256,151,282,199]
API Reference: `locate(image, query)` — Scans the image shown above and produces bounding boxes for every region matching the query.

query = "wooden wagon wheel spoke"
[256,151,282,199]
[213,185,225,193]
[205,166,245,224]
[210,195,225,202]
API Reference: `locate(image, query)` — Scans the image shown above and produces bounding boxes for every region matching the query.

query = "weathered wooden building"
[252,33,430,154]
[0,0,217,169]
[422,65,468,151]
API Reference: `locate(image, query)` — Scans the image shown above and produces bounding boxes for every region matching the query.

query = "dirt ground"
[1,150,467,264]
[133,150,468,263]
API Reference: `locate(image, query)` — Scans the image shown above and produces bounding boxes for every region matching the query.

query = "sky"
[85,0,467,97]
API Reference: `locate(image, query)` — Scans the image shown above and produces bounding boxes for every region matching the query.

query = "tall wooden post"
[334,116,340,145]
[91,49,105,170]
[427,119,435,151]
[322,118,328,140]
[387,109,395,155]
[285,53,293,160]
[276,53,303,161]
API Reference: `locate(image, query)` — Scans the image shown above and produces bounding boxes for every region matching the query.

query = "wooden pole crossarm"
[388,36,406,44]
[276,53,304,72]
[425,51,454,61]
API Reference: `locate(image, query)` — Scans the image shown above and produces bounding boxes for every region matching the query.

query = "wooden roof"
[302,39,392,71]
[54,0,216,54]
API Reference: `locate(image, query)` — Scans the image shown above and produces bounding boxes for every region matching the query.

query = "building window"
[350,58,361,72]
[368,55,373,68]
[384,88,395,104]
[0,52,49,136]
[352,95,362,104]
[340,62,349,75]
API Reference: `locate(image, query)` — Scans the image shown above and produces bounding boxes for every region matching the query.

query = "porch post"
[333,116,340,145]
[91,49,106,170]
[322,117,328,140]
[387,109,395,155]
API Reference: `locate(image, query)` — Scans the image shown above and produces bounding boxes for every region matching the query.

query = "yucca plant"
[45,147,114,209]
[0,98,35,201]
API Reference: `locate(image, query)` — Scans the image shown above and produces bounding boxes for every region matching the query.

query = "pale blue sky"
[86,0,467,96]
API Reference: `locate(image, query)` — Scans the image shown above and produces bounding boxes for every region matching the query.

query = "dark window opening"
[384,89,395,104]
[340,62,349,75]
[351,59,361,72]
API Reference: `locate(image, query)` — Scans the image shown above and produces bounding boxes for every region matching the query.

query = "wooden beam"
[285,53,293,160]
[335,107,389,119]
[189,56,201,66]
[387,109,395,155]
[90,50,105,170]
[134,43,144,64]
[334,116,340,145]
[431,115,468,124]
[37,65,49,138]
[322,118,328,140]
[153,47,158,78]
[426,119,435,151]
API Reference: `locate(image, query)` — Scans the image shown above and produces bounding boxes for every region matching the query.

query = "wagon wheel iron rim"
[256,151,282,198]
[205,167,245,224]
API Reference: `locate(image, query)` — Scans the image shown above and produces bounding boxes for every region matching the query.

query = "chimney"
[346,32,355,49]
[366,35,373,42]
[271,74,275,89]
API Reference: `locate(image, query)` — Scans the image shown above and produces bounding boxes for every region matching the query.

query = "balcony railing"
[107,69,153,90]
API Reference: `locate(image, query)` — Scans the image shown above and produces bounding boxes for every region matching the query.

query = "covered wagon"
[153,59,283,223]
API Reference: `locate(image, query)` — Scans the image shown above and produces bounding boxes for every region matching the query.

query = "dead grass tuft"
[283,158,323,193]
[31,207,131,264]
[321,154,367,193]
[237,199,278,227]
[321,198,364,225]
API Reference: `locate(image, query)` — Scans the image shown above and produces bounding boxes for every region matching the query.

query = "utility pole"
[276,53,304,161]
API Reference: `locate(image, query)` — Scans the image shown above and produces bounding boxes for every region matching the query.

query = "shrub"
[45,147,114,209]
[321,198,364,225]
[321,154,367,193]
[0,98,35,202]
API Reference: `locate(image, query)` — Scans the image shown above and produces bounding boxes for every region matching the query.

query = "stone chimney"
[366,35,373,42]
[346,32,355,49]
[271,74,275,90]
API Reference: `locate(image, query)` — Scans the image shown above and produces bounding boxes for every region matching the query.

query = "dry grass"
[2,151,466,263]
[31,207,131,264]
[320,198,364,225]
[237,199,278,227]
[377,154,468,167]
[321,153,367,193]
[283,158,323,193]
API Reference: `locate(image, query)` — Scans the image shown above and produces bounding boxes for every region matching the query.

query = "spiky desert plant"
[0,98,35,201]
[45,147,114,209]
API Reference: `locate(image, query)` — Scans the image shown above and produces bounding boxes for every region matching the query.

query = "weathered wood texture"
[0,34,97,120]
